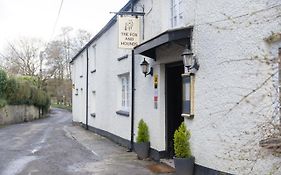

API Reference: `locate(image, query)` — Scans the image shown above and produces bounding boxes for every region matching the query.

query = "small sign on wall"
[118,15,140,49]
[154,74,158,109]
[181,73,194,119]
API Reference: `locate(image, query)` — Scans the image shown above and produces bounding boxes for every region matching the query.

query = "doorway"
[166,62,184,158]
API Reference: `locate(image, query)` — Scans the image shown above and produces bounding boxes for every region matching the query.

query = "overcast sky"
[0,0,129,52]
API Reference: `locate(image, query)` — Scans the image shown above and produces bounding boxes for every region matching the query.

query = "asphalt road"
[0,108,169,175]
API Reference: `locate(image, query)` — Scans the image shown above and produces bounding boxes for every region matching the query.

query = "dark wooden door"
[166,62,184,158]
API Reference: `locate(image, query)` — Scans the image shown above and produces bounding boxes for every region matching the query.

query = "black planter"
[134,142,150,159]
[174,156,195,175]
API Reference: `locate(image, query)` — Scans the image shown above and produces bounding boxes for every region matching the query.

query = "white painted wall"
[133,0,187,152]
[134,43,184,152]
[188,1,281,174]
[72,51,87,123]
[135,0,281,174]
[72,0,281,174]
[86,21,132,141]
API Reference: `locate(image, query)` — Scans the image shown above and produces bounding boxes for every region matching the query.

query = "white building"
[71,0,281,174]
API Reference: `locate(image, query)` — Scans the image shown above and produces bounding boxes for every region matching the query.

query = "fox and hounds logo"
[124,20,134,31]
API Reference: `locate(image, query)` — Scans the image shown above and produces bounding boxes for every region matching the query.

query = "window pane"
[122,78,125,107]
[172,16,176,27]
[126,77,129,108]
[120,75,129,110]
[92,46,96,69]
[171,0,184,27]
[182,76,191,114]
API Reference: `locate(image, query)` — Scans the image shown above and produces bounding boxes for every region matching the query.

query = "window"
[119,74,130,111]
[91,91,96,117]
[171,0,184,28]
[91,45,96,72]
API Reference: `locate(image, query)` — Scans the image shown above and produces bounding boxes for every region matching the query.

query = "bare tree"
[0,52,6,69]
[59,27,91,79]
[0,27,91,106]
[74,29,92,51]
[42,27,91,105]
[44,26,91,80]
[59,27,73,79]
[3,37,44,76]
[44,40,65,79]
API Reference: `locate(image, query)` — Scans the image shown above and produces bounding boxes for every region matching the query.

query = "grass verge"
[0,125,6,129]
[51,103,72,111]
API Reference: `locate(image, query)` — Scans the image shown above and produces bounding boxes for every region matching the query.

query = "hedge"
[0,69,7,98]
[0,69,50,111]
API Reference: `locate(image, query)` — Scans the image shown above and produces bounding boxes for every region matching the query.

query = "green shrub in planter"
[174,122,194,175]
[136,119,149,143]
[135,119,150,159]
[174,122,191,158]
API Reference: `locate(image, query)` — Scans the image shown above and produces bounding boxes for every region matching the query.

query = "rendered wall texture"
[72,50,87,124]
[0,105,40,125]
[135,0,281,174]
[188,0,281,174]
[71,0,281,174]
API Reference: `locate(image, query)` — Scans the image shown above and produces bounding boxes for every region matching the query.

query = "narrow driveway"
[0,108,173,175]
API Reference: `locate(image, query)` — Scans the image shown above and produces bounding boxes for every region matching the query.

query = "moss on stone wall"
[0,105,42,125]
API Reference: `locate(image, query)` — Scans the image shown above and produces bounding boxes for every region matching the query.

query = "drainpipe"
[86,47,89,130]
[130,0,135,151]
[130,49,135,151]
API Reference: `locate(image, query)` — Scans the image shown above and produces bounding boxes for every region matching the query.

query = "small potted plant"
[135,119,150,159]
[173,122,195,175]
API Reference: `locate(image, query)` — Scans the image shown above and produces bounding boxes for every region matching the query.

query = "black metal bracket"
[145,67,153,77]
[110,11,145,17]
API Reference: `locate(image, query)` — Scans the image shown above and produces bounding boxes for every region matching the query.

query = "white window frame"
[91,90,96,117]
[91,44,97,71]
[119,74,130,111]
[171,0,184,28]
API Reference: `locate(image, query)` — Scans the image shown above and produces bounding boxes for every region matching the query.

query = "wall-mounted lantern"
[140,58,153,77]
[181,46,199,73]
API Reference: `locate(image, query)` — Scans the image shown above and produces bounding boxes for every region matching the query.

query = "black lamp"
[140,58,153,77]
[182,46,199,73]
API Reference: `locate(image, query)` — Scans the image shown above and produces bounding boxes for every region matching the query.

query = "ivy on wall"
[192,2,281,174]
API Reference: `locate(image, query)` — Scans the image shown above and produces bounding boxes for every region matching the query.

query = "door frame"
[165,61,184,157]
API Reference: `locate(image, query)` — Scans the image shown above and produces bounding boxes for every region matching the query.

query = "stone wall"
[0,105,40,125]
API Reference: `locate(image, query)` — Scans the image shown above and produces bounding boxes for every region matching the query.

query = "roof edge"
[70,0,139,63]
[134,26,194,50]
